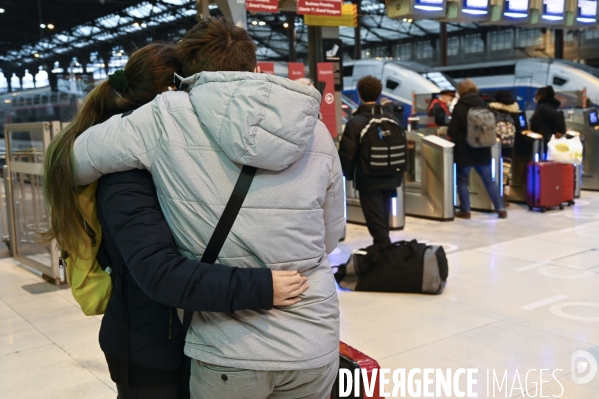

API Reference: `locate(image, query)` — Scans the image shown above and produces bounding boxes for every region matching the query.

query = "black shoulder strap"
[181,164,257,334]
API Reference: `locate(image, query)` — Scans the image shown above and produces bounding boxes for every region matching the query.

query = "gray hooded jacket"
[73,72,344,370]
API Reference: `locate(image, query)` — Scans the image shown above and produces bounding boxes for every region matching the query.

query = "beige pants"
[190,358,339,399]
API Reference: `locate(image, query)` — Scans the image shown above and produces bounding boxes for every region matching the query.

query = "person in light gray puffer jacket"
[73,70,344,397]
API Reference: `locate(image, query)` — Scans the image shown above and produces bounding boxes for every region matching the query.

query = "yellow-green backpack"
[62,181,112,316]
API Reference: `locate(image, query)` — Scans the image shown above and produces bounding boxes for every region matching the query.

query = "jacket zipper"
[168,307,173,340]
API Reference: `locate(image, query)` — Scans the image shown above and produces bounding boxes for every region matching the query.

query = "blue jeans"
[457,164,504,213]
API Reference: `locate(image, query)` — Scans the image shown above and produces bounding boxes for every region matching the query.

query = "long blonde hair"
[41,43,181,256]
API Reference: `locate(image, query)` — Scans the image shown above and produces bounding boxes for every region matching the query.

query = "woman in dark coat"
[530,85,566,155]
[448,78,507,219]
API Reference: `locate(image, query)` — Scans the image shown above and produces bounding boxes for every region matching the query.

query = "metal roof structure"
[0,0,505,73]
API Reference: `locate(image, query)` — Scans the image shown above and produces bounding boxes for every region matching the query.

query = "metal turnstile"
[462,140,503,211]
[565,108,599,191]
[404,133,455,221]
[3,122,65,285]
[345,180,405,230]
[509,132,544,203]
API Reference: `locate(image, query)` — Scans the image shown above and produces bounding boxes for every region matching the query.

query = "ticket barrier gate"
[3,122,65,285]
[345,181,405,230]
[565,108,599,191]
[509,132,544,203]
[460,140,503,211]
[404,132,455,221]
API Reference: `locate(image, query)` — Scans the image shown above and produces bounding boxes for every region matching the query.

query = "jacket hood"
[187,71,322,171]
[538,97,561,109]
[457,93,485,107]
[489,102,520,113]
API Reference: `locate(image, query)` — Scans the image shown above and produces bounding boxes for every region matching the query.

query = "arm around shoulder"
[73,96,165,185]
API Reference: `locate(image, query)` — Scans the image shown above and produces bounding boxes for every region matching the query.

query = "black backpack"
[359,106,407,177]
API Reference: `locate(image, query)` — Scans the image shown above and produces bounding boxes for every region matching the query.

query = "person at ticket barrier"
[449,78,507,220]
[427,89,454,127]
[70,17,344,399]
[338,75,404,245]
[42,42,309,399]
[489,90,521,206]
[530,85,566,155]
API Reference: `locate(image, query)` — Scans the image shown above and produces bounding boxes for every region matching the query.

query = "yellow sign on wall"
[304,4,358,27]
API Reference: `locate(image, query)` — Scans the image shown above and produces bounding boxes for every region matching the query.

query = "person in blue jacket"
[42,43,308,399]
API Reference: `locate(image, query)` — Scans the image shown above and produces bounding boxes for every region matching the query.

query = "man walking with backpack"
[449,78,507,219]
[339,76,406,245]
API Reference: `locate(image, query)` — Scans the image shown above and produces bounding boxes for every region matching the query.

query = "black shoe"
[455,211,471,219]
[497,210,508,219]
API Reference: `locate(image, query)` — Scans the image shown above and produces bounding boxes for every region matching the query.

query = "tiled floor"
[3,192,599,398]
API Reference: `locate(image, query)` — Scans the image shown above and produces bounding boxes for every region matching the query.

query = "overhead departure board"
[414,0,444,11]
[578,0,598,22]
[542,0,565,19]
[462,0,490,14]
[504,0,529,17]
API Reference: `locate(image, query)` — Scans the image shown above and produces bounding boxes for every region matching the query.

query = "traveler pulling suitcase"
[331,342,382,399]
[334,240,448,294]
[527,161,566,212]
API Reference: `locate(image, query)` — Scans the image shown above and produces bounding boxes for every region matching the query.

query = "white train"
[436,58,599,110]
[342,59,457,125]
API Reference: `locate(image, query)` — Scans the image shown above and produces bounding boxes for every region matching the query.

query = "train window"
[343,65,354,77]
[33,95,40,105]
[552,76,568,86]
[386,79,400,91]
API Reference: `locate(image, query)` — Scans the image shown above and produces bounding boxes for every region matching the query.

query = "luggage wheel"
[541,207,546,213]
[528,205,533,211]
[559,204,564,210]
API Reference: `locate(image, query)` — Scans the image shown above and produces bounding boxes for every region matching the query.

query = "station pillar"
[196,0,210,22]
[308,26,343,139]
[215,0,247,28]
[440,22,448,67]
[554,29,564,59]
[354,0,362,59]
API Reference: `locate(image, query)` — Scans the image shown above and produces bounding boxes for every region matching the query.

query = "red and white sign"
[246,0,279,12]
[288,63,306,80]
[297,0,342,16]
[257,62,275,75]
[317,62,338,138]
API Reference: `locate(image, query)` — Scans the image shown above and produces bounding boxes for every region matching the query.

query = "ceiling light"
[117,52,123,56]
[133,22,140,27]
[4,100,11,104]
[40,24,46,28]
[47,23,54,29]
[34,53,40,58]
[141,22,147,28]
[101,63,106,67]
[251,20,258,25]
[75,62,80,66]
[283,22,289,28]
[408,18,413,22]
[0,8,5,13]
[402,18,408,22]
[258,21,266,26]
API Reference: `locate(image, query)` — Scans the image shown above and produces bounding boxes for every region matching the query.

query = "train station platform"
[2,192,599,398]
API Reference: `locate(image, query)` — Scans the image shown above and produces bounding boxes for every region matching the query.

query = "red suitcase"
[562,163,575,206]
[527,161,565,212]
[331,342,381,399]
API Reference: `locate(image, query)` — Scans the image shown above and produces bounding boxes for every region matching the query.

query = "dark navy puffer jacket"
[95,169,273,372]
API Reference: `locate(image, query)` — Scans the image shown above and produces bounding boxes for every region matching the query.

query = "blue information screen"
[589,110,599,126]
[578,0,598,21]
[463,0,489,13]
[414,0,444,11]
[504,0,529,17]
[542,0,565,18]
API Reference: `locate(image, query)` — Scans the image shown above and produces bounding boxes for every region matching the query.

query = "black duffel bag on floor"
[334,240,448,294]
